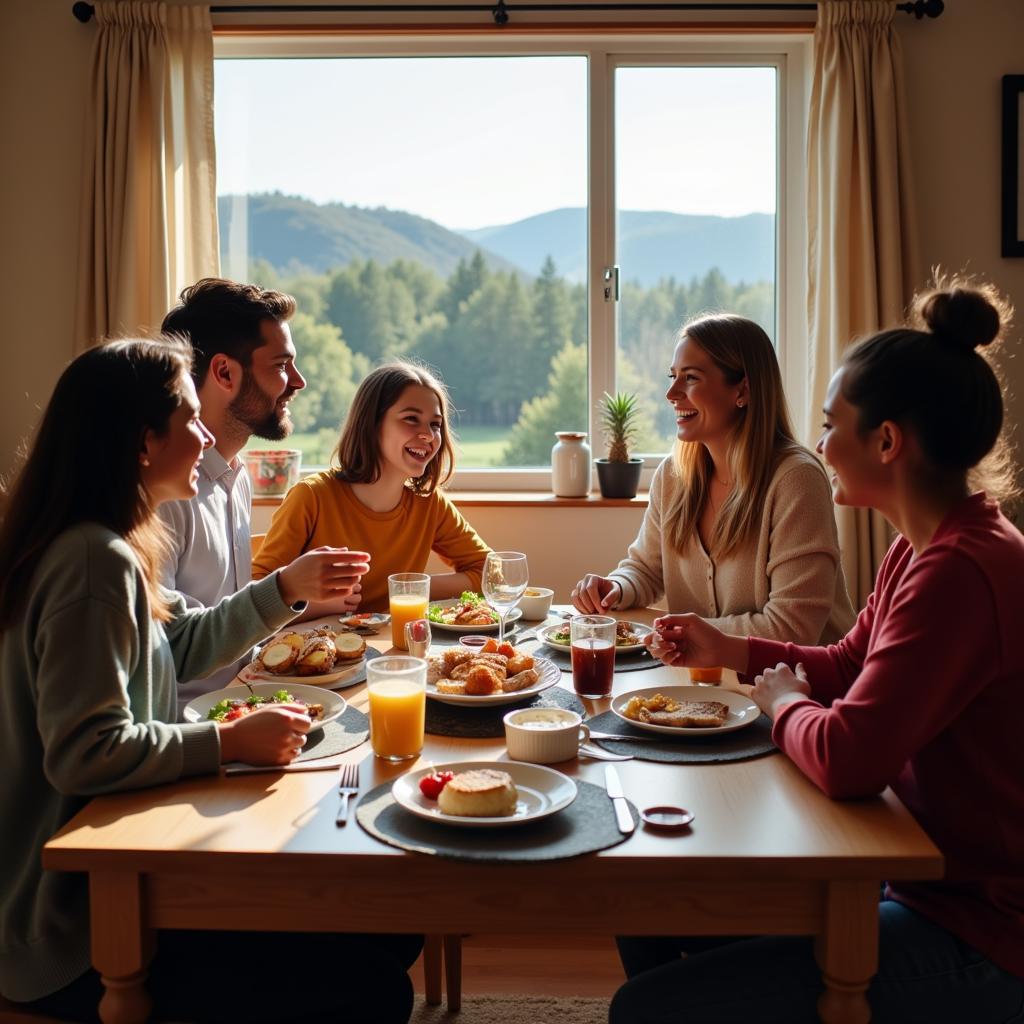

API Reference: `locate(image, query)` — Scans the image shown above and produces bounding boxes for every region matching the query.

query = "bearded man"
[159,278,309,712]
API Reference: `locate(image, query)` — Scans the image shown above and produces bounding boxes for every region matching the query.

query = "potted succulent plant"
[595,391,643,499]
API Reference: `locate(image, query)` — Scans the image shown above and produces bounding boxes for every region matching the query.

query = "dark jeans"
[612,900,1024,1023]
[19,929,423,1024]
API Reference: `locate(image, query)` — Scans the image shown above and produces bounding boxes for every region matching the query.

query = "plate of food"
[392,760,577,828]
[248,626,367,688]
[425,643,561,706]
[539,620,653,655]
[183,681,346,733]
[426,592,523,634]
[337,612,390,634]
[610,685,759,736]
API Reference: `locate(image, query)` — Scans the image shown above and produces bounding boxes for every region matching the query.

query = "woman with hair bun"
[572,313,855,645]
[612,279,1024,1022]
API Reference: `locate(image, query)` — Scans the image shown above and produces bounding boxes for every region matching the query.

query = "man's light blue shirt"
[159,447,256,717]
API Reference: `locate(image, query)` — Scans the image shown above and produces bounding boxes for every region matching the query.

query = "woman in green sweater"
[0,337,419,1021]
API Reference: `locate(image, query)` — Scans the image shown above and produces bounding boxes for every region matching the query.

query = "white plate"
[183,682,347,733]
[538,620,653,656]
[337,612,391,629]
[427,598,523,634]
[426,653,561,707]
[392,760,577,828]
[244,657,367,689]
[610,685,760,736]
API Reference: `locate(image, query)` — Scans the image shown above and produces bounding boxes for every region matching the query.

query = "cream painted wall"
[897,0,1024,520]
[0,0,91,478]
[2,0,1022,537]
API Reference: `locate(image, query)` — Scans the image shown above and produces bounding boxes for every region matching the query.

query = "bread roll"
[334,632,366,661]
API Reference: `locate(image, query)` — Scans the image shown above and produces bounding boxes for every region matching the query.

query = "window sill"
[252,490,650,509]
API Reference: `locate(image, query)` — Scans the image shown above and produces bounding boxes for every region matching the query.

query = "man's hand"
[277,547,370,607]
[749,662,812,720]
[571,574,622,613]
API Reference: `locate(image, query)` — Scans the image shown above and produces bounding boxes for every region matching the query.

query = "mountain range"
[219,192,774,287]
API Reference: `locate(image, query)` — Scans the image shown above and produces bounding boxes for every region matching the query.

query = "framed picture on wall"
[1003,75,1024,258]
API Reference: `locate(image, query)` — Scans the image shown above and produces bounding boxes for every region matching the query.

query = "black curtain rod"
[71,0,945,26]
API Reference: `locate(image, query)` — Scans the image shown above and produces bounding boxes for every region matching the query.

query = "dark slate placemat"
[355,778,636,861]
[328,645,383,689]
[586,709,777,764]
[293,705,369,761]
[426,686,585,738]
[533,643,662,674]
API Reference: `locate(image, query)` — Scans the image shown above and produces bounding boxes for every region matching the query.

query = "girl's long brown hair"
[0,337,192,628]
[333,361,456,495]
[664,314,802,557]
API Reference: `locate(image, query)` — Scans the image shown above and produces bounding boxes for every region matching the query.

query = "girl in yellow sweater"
[254,361,491,615]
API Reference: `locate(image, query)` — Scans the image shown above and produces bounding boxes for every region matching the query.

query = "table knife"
[604,765,635,834]
[224,761,342,776]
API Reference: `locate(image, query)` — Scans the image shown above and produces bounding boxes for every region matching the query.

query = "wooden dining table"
[43,607,942,1024]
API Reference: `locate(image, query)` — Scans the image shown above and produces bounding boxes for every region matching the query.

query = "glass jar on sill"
[551,432,591,497]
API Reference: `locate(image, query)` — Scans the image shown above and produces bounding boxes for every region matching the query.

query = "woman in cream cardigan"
[572,313,855,644]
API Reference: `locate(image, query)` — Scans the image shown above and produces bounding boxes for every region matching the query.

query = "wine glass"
[482,551,529,644]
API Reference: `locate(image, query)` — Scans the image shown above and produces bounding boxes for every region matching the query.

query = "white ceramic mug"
[503,708,590,764]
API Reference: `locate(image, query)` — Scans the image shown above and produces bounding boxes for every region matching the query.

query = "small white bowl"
[517,587,554,620]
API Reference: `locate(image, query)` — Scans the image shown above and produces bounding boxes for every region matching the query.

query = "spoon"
[579,743,633,762]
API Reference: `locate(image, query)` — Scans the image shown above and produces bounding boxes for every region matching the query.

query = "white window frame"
[215,31,811,492]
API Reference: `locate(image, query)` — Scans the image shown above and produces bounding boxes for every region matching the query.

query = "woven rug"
[410,994,607,1024]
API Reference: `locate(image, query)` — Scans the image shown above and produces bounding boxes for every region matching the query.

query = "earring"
[737,400,746,408]
[140,456,150,467]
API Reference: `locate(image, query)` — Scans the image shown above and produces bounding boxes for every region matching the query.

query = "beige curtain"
[76,2,218,351]
[806,0,920,607]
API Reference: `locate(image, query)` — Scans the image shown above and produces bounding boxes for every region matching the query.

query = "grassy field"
[244,424,511,469]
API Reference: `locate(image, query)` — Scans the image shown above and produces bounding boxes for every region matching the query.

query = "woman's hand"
[277,547,370,607]
[218,705,312,766]
[571,574,622,613]
[749,662,812,720]
[646,613,749,673]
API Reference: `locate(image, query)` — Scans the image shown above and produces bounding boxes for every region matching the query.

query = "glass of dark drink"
[570,615,617,698]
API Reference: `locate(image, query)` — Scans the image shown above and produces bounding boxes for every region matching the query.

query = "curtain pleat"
[807,0,920,606]
[75,2,218,351]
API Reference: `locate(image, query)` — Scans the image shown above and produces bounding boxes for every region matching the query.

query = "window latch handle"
[603,265,620,303]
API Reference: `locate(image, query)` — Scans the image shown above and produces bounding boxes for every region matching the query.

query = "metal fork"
[335,762,360,827]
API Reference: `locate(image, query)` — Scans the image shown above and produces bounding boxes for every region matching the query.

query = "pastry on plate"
[334,632,366,662]
[256,631,303,674]
[437,769,518,817]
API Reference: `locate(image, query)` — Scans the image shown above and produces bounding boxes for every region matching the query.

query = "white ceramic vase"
[551,432,591,497]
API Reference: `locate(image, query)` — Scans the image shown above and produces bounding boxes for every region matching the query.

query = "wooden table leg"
[89,873,154,1024]
[443,935,463,1012]
[422,934,443,1006]
[815,881,879,1024]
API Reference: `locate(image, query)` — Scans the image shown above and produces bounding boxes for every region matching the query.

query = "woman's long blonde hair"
[664,314,802,557]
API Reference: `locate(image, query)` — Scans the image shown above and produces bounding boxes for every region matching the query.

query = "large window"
[214,35,809,487]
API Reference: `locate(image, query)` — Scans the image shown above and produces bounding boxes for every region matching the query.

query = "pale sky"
[215,58,775,230]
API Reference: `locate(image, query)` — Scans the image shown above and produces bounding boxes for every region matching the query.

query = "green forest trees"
[261,254,773,467]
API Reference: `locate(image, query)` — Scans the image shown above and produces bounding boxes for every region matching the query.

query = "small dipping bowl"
[458,634,491,651]
[517,586,554,621]
[640,806,695,832]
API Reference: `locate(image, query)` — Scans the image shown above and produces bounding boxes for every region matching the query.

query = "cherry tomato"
[418,770,454,800]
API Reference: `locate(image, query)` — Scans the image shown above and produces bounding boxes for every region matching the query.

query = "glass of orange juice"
[689,666,723,686]
[388,572,430,649]
[367,656,427,762]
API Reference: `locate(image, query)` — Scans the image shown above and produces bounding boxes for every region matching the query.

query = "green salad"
[206,689,309,723]
[427,591,499,626]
